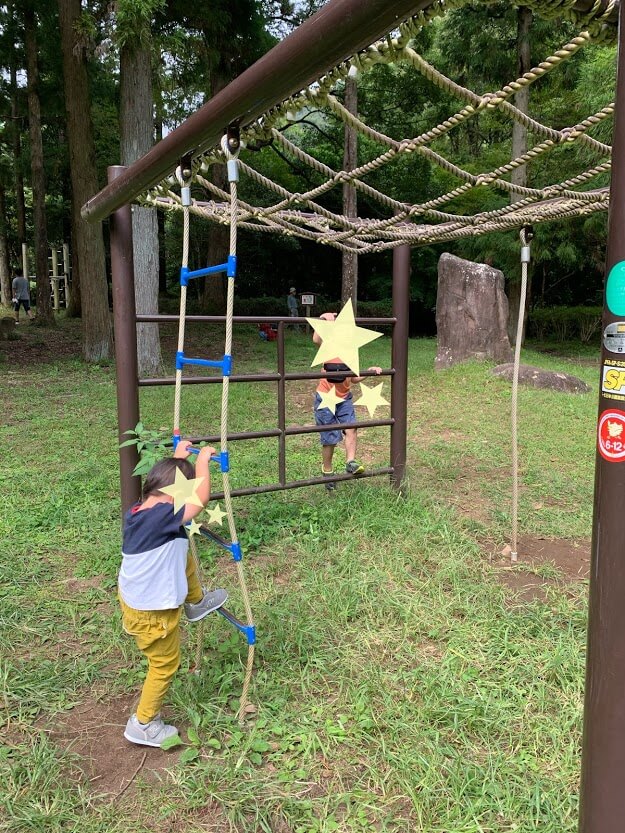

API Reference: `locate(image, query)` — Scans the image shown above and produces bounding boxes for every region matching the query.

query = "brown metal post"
[579,7,625,830]
[277,321,287,485]
[109,166,141,515]
[390,244,410,492]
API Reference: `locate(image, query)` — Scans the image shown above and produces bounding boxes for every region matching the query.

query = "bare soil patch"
[1,318,83,365]
[48,693,180,800]
[491,534,590,602]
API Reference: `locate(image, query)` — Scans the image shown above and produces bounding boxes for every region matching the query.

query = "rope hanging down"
[509,226,533,563]
[173,136,256,722]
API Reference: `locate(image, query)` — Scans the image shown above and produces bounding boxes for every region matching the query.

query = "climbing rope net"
[139,0,616,253]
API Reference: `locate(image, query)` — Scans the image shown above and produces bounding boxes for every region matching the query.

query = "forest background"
[0,0,615,370]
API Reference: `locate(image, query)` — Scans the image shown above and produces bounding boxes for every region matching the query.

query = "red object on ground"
[258,323,277,341]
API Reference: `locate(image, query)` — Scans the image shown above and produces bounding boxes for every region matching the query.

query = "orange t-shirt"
[316,358,353,399]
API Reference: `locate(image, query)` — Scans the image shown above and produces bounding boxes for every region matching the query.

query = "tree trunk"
[24,4,53,325]
[8,2,26,253]
[202,162,229,313]
[155,117,168,295]
[58,0,113,361]
[508,5,532,346]
[341,74,358,310]
[120,38,162,376]
[0,187,11,306]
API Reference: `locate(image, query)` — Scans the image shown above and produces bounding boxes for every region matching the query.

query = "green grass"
[0,318,598,832]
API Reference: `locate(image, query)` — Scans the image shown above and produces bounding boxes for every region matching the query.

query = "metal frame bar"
[123,305,405,508]
[109,166,141,512]
[579,3,625,830]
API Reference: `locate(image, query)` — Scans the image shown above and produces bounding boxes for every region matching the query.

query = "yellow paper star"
[206,503,227,526]
[354,381,389,417]
[186,519,203,537]
[307,300,383,377]
[159,467,205,514]
[316,385,344,415]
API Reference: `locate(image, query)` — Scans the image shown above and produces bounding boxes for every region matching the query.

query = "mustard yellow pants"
[119,552,203,724]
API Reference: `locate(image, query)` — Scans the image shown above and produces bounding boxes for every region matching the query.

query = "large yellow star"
[354,382,389,417]
[206,503,227,526]
[316,385,344,415]
[307,300,382,377]
[159,468,205,514]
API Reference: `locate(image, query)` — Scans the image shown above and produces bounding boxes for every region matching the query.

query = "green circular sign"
[607,262,625,315]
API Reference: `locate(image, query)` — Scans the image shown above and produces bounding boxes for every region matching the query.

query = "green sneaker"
[346,460,365,475]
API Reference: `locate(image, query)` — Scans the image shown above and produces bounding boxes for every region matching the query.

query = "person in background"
[287,287,300,331]
[12,269,33,324]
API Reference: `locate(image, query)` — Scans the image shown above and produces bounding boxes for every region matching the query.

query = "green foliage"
[119,421,171,475]
[528,306,602,343]
[115,0,166,49]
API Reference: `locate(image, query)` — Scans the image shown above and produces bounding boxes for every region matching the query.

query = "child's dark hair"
[143,457,195,499]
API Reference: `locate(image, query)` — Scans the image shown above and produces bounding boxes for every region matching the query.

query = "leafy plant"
[119,421,172,476]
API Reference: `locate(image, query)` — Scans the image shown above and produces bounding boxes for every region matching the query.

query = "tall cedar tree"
[117,0,162,375]
[0,187,10,305]
[23,2,53,324]
[156,0,274,313]
[58,0,113,361]
[508,6,532,345]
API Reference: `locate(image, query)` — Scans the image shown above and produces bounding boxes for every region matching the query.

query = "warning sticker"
[598,409,625,461]
[604,322,625,353]
[602,365,625,399]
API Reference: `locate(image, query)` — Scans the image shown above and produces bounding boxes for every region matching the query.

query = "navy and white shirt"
[118,502,189,611]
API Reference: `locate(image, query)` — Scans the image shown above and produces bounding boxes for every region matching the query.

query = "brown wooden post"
[277,320,287,486]
[109,166,141,515]
[579,6,625,830]
[390,244,410,492]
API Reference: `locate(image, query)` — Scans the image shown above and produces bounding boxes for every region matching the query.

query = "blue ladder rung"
[180,255,237,286]
[185,450,229,469]
[176,352,232,376]
[199,526,241,561]
[217,607,256,645]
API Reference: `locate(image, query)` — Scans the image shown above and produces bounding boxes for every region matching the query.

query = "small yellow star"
[206,503,227,526]
[354,381,389,417]
[159,468,205,514]
[307,300,383,377]
[186,518,203,537]
[316,385,344,415]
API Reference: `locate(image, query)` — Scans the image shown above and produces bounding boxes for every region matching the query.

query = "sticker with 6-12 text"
[598,409,625,461]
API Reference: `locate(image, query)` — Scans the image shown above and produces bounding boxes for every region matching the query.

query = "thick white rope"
[510,228,531,563]
[173,143,255,722]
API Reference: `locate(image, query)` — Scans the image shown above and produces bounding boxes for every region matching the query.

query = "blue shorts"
[13,298,30,312]
[314,392,355,446]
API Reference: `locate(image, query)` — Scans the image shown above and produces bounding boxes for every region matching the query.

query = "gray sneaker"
[124,714,179,747]
[184,587,228,622]
[346,460,365,475]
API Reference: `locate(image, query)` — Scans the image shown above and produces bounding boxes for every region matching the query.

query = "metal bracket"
[226,124,241,153]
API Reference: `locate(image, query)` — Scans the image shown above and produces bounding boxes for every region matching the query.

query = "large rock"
[492,363,591,394]
[435,253,513,369]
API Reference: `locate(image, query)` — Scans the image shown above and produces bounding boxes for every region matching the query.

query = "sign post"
[301,292,315,333]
